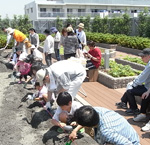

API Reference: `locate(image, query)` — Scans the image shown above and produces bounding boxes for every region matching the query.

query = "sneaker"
[142,121,150,132]
[125,108,140,115]
[116,102,128,109]
[133,114,146,122]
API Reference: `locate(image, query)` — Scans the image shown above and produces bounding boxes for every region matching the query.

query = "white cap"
[36,69,47,86]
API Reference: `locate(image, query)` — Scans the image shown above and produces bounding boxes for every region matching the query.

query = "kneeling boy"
[51,92,83,136]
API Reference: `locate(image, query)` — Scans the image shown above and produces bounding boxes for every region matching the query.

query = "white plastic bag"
[126,81,133,90]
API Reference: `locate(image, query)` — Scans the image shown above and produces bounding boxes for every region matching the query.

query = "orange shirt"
[13,30,26,42]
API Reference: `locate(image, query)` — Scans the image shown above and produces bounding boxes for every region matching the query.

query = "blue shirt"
[94,107,140,145]
[132,60,150,89]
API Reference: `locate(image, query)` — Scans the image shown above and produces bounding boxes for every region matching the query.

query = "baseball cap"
[138,48,150,56]
[50,27,58,33]
[36,69,46,86]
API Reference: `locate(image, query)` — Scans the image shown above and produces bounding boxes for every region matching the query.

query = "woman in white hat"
[75,23,86,50]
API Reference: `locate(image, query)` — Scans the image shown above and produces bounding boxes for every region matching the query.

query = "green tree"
[138,7,148,37]
[56,16,63,31]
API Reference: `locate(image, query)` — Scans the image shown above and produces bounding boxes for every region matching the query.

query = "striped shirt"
[94,107,140,145]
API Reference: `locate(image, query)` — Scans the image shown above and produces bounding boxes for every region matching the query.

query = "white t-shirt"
[33,48,43,61]
[38,85,48,98]
[52,101,83,121]
[43,35,54,54]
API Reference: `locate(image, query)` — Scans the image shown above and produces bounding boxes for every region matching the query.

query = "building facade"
[25,0,150,21]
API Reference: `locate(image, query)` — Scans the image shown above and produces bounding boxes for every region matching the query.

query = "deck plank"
[78,82,150,145]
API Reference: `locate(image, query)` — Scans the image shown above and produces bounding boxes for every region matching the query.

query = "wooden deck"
[78,82,150,145]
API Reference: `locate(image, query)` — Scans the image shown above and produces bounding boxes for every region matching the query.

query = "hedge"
[86,32,150,50]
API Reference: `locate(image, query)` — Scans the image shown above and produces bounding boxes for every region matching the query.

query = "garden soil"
[0,54,98,145]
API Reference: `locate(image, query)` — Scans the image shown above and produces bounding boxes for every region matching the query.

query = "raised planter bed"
[95,42,117,49]
[115,58,145,71]
[97,70,136,89]
[116,46,142,56]
[101,49,116,58]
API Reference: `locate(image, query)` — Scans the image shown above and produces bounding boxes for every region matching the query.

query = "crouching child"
[27,82,51,110]
[14,52,31,83]
[51,92,83,137]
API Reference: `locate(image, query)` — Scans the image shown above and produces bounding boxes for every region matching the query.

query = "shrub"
[86,32,150,50]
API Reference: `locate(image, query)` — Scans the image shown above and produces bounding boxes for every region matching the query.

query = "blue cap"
[50,27,58,33]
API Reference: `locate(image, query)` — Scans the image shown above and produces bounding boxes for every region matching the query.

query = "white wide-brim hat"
[78,23,84,29]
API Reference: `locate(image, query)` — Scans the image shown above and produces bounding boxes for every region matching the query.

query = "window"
[40,8,46,12]
[27,9,29,14]
[67,9,73,13]
[91,9,98,13]
[52,8,60,12]
[78,9,85,13]
[31,8,33,13]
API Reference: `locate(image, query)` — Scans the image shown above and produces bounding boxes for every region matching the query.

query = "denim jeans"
[54,49,61,61]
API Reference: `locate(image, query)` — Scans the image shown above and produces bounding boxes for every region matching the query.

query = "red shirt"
[88,47,101,68]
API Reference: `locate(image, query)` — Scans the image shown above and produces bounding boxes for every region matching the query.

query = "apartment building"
[25,0,150,21]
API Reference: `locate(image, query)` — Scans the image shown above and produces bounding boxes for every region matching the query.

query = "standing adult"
[84,41,102,70]
[50,27,61,61]
[43,29,54,66]
[63,27,79,60]
[29,28,39,48]
[36,60,86,102]
[75,23,86,50]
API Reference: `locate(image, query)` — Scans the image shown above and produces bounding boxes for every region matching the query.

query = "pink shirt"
[16,61,31,75]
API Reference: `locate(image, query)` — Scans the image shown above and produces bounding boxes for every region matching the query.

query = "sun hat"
[138,48,150,56]
[19,52,27,61]
[78,23,84,29]
[36,69,47,86]
[66,26,73,32]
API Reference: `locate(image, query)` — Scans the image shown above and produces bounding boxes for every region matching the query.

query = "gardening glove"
[126,81,133,90]
[27,95,33,100]
[16,72,21,77]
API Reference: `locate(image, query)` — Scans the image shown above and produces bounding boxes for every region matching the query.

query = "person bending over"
[72,106,140,145]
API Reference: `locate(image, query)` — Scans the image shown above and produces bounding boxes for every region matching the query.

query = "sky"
[0,0,34,19]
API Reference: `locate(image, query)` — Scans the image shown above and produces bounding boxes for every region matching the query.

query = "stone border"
[116,46,142,56]
[95,42,117,49]
[97,70,136,89]
[115,58,145,71]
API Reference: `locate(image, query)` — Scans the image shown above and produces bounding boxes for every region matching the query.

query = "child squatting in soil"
[27,82,51,109]
[51,92,84,138]
[14,52,31,84]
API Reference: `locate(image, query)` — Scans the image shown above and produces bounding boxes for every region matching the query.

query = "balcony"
[38,12,139,19]
[38,12,104,18]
